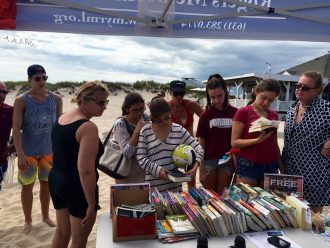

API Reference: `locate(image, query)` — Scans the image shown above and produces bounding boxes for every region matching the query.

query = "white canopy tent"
[2,0,329,42]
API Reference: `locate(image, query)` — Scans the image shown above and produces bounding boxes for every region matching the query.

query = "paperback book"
[168,170,191,183]
[248,116,280,133]
[166,214,198,235]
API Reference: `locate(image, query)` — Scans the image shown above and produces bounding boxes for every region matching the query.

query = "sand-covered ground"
[0,88,287,247]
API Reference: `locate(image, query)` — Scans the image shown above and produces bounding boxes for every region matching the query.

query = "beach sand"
[0,89,287,247]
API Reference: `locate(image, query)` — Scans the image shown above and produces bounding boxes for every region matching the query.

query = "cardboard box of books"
[111,183,157,242]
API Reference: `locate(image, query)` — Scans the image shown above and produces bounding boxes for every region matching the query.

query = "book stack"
[168,170,191,183]
[116,203,155,218]
[248,116,280,133]
[151,182,311,242]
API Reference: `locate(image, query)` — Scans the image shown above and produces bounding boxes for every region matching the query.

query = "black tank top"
[52,119,104,176]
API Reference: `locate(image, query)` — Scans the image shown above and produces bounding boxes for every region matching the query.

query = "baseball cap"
[170,80,186,92]
[27,64,46,77]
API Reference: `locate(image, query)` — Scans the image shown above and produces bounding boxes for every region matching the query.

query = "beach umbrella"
[1,0,330,42]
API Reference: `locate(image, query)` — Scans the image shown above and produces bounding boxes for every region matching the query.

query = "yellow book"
[285,195,312,230]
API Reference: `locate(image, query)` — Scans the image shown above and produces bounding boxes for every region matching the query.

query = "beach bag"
[98,118,132,179]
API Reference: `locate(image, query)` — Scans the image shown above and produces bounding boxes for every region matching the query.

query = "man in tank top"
[13,64,63,235]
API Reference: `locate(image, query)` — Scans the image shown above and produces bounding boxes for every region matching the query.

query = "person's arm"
[12,96,28,170]
[54,94,63,118]
[76,121,98,225]
[197,137,207,181]
[231,120,273,149]
[181,127,203,177]
[188,101,204,116]
[321,139,330,158]
[275,133,285,173]
[114,118,147,159]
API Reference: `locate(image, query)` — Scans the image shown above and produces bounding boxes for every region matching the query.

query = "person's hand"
[257,130,273,143]
[81,205,96,227]
[321,146,330,158]
[159,168,169,180]
[198,165,207,182]
[17,154,29,170]
[135,117,148,133]
[186,162,199,177]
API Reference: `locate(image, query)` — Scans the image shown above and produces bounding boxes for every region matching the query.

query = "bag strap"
[103,117,133,146]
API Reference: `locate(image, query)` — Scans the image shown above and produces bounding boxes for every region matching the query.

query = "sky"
[0,30,329,84]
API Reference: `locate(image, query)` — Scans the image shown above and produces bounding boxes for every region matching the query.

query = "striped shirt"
[137,123,204,192]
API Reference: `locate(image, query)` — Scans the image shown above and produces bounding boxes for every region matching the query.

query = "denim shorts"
[237,156,278,182]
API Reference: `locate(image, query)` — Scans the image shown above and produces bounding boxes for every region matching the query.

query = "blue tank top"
[22,91,57,156]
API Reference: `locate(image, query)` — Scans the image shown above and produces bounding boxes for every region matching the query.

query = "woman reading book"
[137,98,204,192]
[196,75,237,196]
[231,79,285,187]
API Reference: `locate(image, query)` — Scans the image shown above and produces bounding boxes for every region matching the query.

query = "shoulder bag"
[98,118,133,179]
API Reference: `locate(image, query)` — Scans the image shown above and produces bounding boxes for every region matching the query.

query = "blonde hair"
[71,82,109,104]
[302,71,324,94]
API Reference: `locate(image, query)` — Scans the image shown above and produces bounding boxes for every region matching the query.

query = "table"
[96,213,326,248]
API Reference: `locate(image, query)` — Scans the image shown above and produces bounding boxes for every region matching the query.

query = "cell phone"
[267,236,291,248]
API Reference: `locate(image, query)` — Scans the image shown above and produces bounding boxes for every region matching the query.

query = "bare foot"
[22,222,32,235]
[43,217,56,227]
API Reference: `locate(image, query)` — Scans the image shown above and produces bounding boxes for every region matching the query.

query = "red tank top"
[170,99,194,128]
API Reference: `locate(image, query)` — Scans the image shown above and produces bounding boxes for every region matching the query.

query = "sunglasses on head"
[33,75,48,82]
[172,91,185,97]
[85,98,109,107]
[0,90,9,95]
[295,83,316,92]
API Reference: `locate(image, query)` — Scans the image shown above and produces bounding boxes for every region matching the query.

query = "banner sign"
[12,0,330,41]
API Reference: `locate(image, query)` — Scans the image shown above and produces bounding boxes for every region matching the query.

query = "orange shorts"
[18,154,53,185]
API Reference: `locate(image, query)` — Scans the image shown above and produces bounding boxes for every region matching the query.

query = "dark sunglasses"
[130,106,146,113]
[85,98,109,107]
[33,75,48,82]
[153,115,170,124]
[172,91,185,97]
[0,90,9,95]
[295,83,316,92]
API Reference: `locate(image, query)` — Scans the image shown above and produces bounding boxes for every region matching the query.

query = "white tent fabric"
[13,0,330,42]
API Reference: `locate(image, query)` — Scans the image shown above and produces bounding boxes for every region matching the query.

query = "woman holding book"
[196,76,237,196]
[282,71,330,213]
[231,79,284,187]
[113,92,148,183]
[137,98,204,192]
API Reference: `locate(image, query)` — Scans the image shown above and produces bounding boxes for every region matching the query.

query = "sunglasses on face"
[85,98,109,107]
[130,106,145,113]
[0,90,9,95]
[153,115,170,124]
[33,75,48,82]
[295,83,316,92]
[172,91,185,97]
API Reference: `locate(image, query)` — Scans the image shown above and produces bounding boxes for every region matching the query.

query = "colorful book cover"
[166,214,198,235]
[264,173,303,199]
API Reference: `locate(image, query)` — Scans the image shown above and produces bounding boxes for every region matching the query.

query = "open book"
[248,116,280,133]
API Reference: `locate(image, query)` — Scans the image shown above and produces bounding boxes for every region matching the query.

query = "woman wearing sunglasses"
[282,71,330,214]
[231,79,285,187]
[168,80,203,188]
[49,82,109,247]
[113,92,148,183]
[196,76,237,196]
[137,98,204,192]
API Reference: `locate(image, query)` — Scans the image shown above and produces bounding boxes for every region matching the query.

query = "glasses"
[0,90,9,95]
[130,106,146,113]
[153,115,170,124]
[295,83,317,92]
[172,91,185,97]
[33,75,48,82]
[85,98,109,107]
